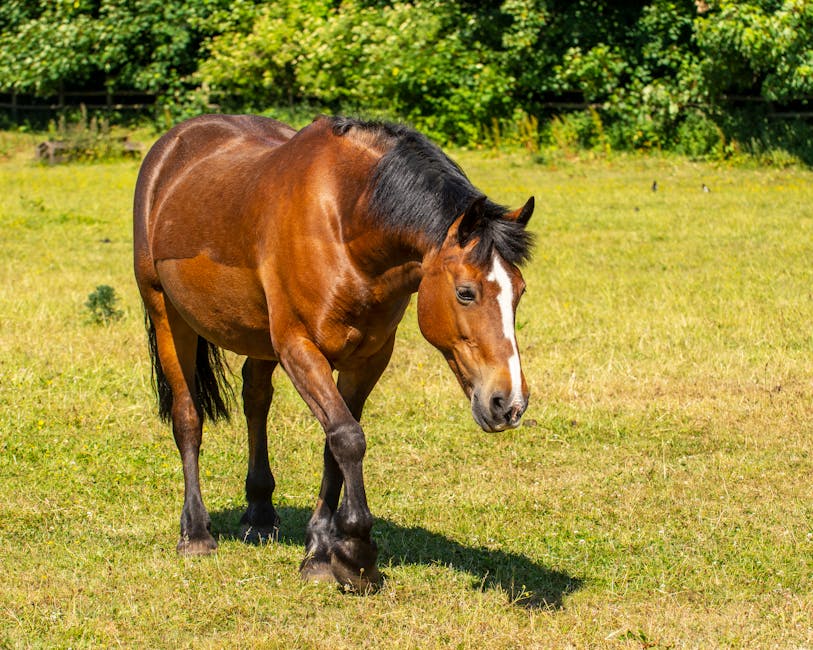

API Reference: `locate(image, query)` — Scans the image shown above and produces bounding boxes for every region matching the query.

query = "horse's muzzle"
[471,391,528,432]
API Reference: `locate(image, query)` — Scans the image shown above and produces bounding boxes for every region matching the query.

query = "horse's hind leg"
[239,358,280,543]
[145,290,217,555]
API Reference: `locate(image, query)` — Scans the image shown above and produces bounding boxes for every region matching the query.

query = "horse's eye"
[456,286,476,305]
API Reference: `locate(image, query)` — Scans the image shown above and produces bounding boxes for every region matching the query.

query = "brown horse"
[133,114,534,590]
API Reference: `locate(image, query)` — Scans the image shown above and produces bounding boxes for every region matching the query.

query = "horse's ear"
[506,196,534,226]
[456,196,487,247]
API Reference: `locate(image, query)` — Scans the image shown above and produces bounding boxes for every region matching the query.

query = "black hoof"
[239,522,279,544]
[329,537,381,593]
[239,503,280,544]
[300,556,335,584]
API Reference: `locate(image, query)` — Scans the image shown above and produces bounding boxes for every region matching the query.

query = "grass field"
[1,131,812,648]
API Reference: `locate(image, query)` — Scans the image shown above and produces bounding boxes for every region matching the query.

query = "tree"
[198,0,516,143]
[0,1,96,95]
[696,0,813,102]
[0,0,257,110]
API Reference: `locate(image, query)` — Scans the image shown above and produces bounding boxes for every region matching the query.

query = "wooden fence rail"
[0,90,156,120]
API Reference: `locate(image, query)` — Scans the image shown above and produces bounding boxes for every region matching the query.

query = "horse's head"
[417,197,534,432]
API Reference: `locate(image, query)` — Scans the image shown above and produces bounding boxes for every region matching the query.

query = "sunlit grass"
[1,137,812,647]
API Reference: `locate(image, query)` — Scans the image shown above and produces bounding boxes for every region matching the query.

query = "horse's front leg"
[302,335,396,587]
[280,338,385,591]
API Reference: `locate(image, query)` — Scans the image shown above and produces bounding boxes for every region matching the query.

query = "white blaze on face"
[486,254,523,406]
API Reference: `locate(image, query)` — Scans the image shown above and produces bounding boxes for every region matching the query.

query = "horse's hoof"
[329,538,381,593]
[239,503,280,545]
[239,523,279,545]
[176,534,218,556]
[300,557,335,584]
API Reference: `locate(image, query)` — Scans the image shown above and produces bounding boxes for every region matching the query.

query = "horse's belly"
[156,257,276,359]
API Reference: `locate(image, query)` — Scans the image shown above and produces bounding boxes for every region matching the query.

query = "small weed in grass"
[85,285,123,324]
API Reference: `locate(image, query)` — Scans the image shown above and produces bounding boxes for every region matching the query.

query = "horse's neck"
[367,260,424,299]
[343,217,431,299]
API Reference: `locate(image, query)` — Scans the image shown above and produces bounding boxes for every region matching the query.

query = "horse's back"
[146,113,295,159]
[134,115,296,228]
[134,114,299,261]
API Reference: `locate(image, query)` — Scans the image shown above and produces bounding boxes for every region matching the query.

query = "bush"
[2,0,812,160]
[85,285,123,325]
[42,107,140,163]
[675,111,725,159]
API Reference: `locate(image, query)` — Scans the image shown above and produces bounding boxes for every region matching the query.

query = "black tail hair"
[145,312,233,423]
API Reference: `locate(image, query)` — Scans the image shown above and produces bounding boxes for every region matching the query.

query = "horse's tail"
[145,312,233,423]
[193,336,234,422]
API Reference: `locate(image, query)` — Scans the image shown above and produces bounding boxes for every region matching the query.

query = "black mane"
[330,116,533,266]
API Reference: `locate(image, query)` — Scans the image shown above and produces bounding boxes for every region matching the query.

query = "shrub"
[85,285,123,325]
[42,106,140,163]
[675,111,725,159]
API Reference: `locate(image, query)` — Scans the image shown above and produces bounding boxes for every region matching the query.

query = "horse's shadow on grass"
[211,505,581,610]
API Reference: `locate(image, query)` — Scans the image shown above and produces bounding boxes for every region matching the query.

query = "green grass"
[1,133,812,648]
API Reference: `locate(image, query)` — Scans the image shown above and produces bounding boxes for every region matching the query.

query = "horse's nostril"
[490,393,506,416]
[508,403,524,425]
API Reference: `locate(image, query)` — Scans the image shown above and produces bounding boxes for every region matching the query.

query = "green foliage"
[198,0,515,144]
[85,284,123,324]
[196,0,331,110]
[0,0,253,110]
[0,3,96,95]
[696,0,813,101]
[0,0,812,157]
[674,110,725,158]
[538,1,705,152]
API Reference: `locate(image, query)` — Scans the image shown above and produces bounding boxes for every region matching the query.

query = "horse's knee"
[327,422,366,465]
